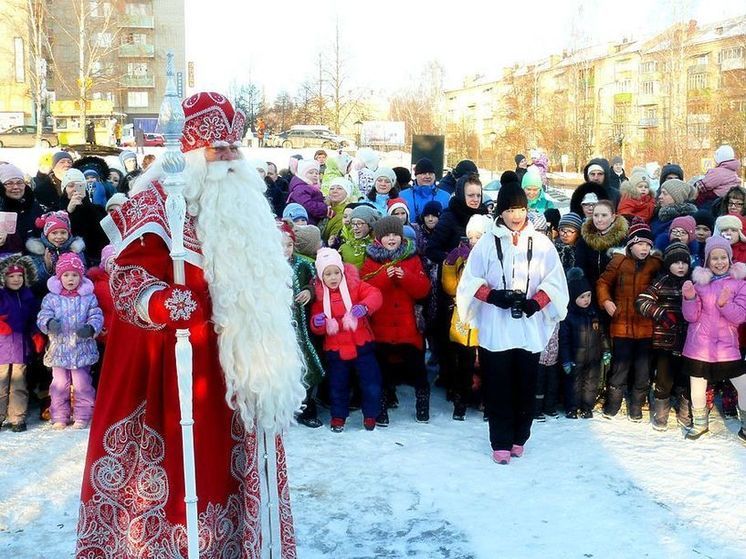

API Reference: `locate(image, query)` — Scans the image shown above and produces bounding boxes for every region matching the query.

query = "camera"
[509,290,525,319]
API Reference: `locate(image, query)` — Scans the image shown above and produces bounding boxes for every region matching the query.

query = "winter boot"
[603,386,624,419]
[363,418,376,431]
[675,393,692,429]
[565,409,578,419]
[722,382,738,418]
[652,398,671,431]
[452,394,466,421]
[685,408,709,440]
[492,450,511,465]
[579,409,593,419]
[738,408,746,445]
[330,417,345,433]
[415,386,430,423]
[298,398,323,428]
[10,422,26,432]
[628,388,647,422]
[510,444,524,458]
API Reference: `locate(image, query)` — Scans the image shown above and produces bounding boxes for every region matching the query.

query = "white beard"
[181,150,306,433]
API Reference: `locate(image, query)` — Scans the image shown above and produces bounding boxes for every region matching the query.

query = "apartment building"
[444,15,746,173]
[0,0,39,129]
[47,0,185,132]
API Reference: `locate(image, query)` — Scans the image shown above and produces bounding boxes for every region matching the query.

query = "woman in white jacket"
[457,181,569,464]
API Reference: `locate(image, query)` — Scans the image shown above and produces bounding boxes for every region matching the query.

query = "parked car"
[0,125,58,148]
[272,129,351,150]
[122,132,164,147]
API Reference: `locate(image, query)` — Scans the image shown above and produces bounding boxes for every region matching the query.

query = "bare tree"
[322,17,363,134]
[47,0,123,132]
[227,79,263,134]
[389,60,445,146]
[264,90,295,133]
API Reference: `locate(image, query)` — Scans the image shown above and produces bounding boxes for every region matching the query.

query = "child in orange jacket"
[310,247,383,432]
[618,170,655,223]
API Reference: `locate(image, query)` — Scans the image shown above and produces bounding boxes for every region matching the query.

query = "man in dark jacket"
[438,159,479,195]
[265,161,287,217]
[583,157,619,208]
[607,156,627,193]
[515,154,528,182]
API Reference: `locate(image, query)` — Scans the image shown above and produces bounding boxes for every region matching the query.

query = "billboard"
[361,121,405,146]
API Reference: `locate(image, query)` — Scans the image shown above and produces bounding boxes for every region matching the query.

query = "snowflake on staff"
[164,288,198,322]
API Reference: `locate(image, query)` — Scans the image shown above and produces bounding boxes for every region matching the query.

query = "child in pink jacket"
[681,235,746,443]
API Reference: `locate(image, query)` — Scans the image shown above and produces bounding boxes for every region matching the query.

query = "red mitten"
[0,319,11,335]
[32,332,46,353]
[148,286,206,329]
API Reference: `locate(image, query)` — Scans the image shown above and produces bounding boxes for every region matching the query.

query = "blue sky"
[185,0,745,99]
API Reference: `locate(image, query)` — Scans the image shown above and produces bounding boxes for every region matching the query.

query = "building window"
[693,54,709,65]
[125,2,149,15]
[14,37,24,83]
[640,81,656,95]
[92,91,114,102]
[127,62,148,76]
[640,61,657,73]
[90,1,113,17]
[687,73,707,91]
[687,122,708,138]
[719,47,745,63]
[127,91,149,108]
[95,32,113,48]
[122,33,147,45]
[644,107,657,119]
[616,79,632,93]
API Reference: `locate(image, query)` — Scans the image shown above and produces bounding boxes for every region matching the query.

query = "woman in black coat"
[0,168,44,254]
[60,176,108,264]
[425,174,488,264]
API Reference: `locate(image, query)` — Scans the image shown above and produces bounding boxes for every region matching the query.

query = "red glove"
[32,332,46,354]
[148,286,206,329]
[0,316,11,336]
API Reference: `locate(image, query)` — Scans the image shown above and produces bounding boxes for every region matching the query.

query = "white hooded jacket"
[456,219,569,353]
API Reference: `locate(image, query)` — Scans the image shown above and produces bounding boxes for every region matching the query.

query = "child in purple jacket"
[0,255,43,432]
[37,252,102,429]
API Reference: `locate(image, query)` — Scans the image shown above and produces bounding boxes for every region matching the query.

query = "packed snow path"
[1,390,745,558]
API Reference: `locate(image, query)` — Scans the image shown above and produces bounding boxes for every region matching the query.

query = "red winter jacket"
[310,264,382,360]
[360,243,431,349]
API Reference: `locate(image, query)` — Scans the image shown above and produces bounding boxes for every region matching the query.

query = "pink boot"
[492,450,511,464]
[510,444,524,458]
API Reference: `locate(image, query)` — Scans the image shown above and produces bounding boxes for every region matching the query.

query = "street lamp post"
[489,131,497,180]
[354,120,363,149]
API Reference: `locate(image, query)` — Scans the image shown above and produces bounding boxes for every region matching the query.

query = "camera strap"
[494,233,533,293]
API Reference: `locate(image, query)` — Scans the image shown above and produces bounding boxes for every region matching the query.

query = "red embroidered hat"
[179,92,246,153]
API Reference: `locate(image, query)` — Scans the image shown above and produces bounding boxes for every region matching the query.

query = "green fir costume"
[290,254,325,386]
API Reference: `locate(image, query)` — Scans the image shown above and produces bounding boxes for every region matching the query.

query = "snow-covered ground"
[1,388,745,559]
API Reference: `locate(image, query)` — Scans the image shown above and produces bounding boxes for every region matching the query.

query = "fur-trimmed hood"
[691,262,746,285]
[46,275,94,295]
[25,234,85,256]
[657,202,697,224]
[620,177,654,200]
[0,255,37,286]
[570,181,611,215]
[581,215,629,252]
[365,238,415,264]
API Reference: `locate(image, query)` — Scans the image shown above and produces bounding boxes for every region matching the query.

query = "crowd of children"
[2,145,745,461]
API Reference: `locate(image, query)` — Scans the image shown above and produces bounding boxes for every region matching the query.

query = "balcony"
[121,75,155,88]
[119,14,155,28]
[637,94,658,106]
[687,88,712,100]
[687,63,709,74]
[614,92,633,103]
[721,57,746,72]
[639,117,659,128]
[118,44,155,58]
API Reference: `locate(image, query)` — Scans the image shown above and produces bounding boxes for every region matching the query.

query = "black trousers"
[450,343,478,405]
[480,347,539,451]
[653,350,689,400]
[535,363,560,414]
[606,338,651,415]
[375,343,429,396]
[566,360,602,413]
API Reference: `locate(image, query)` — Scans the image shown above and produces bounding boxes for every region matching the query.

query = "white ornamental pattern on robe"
[75,403,296,559]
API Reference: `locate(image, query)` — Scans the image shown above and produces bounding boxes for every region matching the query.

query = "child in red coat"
[361,216,432,425]
[617,170,655,224]
[86,244,114,388]
[310,247,383,432]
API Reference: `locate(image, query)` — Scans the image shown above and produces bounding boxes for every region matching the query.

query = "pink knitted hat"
[35,211,71,236]
[314,247,356,334]
[55,252,84,279]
